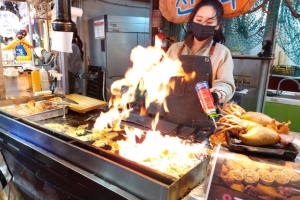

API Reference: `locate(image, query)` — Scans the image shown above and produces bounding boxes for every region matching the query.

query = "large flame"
[94,36,195,131]
[92,37,205,177]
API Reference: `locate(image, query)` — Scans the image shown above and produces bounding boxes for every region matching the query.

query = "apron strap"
[177,41,217,56]
[177,44,185,56]
[209,41,217,56]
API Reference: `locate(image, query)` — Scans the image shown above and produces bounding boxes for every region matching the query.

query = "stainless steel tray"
[0,100,67,121]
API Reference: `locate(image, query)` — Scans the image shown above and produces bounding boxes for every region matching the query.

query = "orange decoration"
[159,0,257,24]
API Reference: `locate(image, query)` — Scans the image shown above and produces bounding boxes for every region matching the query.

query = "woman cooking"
[163,0,235,130]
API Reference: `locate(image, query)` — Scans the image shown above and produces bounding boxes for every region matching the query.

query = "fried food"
[258,169,274,185]
[256,183,287,199]
[215,103,294,147]
[242,169,259,185]
[283,169,300,183]
[1,100,60,117]
[240,111,280,126]
[239,126,281,146]
[272,170,289,185]
[228,170,243,184]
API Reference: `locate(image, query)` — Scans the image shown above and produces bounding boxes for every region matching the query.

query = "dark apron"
[163,41,217,130]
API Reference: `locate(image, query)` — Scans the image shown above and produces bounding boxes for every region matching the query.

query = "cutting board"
[64,94,108,113]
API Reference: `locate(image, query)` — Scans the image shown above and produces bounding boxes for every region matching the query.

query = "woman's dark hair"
[72,29,84,61]
[188,0,225,44]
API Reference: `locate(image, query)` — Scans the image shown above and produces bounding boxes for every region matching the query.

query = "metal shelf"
[270,74,300,79]
[232,55,275,60]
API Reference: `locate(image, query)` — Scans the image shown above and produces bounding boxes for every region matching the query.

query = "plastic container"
[39,67,50,91]
[31,68,41,92]
[271,65,300,77]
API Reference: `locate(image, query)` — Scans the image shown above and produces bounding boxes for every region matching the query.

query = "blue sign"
[220,0,237,10]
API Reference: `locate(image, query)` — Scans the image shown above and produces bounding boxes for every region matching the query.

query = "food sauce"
[31,68,41,92]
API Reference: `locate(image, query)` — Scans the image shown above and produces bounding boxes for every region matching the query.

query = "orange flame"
[93,37,206,177]
[94,36,195,131]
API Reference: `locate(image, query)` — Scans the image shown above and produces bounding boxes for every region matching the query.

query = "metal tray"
[226,131,299,160]
[0,100,66,121]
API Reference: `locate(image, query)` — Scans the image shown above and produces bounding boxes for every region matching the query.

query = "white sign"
[0,11,20,37]
[94,19,105,39]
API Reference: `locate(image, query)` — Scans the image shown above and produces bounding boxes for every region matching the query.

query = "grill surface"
[0,111,210,199]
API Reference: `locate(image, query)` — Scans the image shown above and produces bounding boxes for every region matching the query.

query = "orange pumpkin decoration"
[159,0,257,24]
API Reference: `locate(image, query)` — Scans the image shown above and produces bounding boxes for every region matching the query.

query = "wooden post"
[0,47,6,98]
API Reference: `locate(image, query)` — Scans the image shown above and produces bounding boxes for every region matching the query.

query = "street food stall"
[0,0,300,199]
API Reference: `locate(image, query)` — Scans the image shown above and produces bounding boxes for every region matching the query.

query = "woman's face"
[193,5,219,29]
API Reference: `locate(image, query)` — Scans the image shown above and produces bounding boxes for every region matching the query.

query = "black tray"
[226,132,299,160]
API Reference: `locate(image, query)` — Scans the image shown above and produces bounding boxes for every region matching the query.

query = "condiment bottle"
[39,67,50,91]
[195,81,217,127]
[31,68,41,92]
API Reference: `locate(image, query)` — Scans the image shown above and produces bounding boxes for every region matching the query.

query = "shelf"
[232,55,275,60]
[270,74,300,79]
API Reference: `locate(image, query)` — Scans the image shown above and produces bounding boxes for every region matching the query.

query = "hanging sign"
[0,11,20,37]
[159,0,257,24]
[94,19,105,39]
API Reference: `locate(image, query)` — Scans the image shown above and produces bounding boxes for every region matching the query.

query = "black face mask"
[190,22,216,41]
[17,36,23,40]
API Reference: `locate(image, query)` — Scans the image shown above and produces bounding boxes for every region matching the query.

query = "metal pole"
[27,2,35,67]
[256,0,283,112]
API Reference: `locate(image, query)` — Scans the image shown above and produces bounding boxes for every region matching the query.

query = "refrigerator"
[88,15,150,101]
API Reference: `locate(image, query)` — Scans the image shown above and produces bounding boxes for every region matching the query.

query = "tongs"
[84,86,146,122]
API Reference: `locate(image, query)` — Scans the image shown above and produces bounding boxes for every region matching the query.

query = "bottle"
[156,28,168,52]
[48,70,58,94]
[52,73,65,98]
[195,81,218,127]
[39,67,50,91]
[31,68,41,92]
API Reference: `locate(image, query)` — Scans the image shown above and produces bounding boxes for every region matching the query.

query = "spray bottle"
[52,72,65,98]
[195,81,218,128]
[48,70,58,94]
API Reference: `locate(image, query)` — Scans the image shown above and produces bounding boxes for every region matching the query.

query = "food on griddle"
[1,100,60,117]
[212,103,294,147]
[78,124,89,130]
[92,138,112,147]
[103,132,119,140]
[258,169,274,186]
[44,123,66,132]
[272,170,290,185]
[242,169,259,185]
